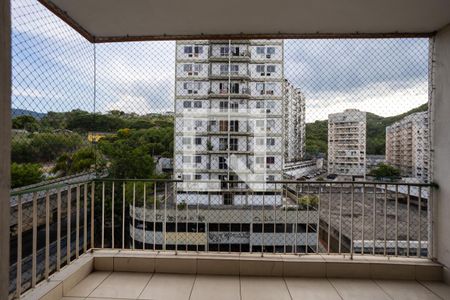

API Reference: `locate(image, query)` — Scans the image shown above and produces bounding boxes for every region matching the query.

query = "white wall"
[432,23,450,283]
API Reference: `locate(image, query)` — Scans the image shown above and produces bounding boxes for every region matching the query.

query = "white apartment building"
[174,40,286,206]
[386,111,429,183]
[328,109,367,177]
[284,80,306,163]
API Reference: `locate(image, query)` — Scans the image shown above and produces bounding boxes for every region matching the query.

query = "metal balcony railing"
[8,178,435,298]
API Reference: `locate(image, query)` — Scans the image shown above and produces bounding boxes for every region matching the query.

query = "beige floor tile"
[330,279,391,300]
[65,271,111,297]
[285,278,341,300]
[190,275,240,300]
[89,272,152,299]
[139,273,195,300]
[420,281,450,300]
[376,280,442,300]
[240,276,291,300]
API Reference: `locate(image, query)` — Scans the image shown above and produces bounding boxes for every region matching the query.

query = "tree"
[369,163,401,180]
[12,115,40,132]
[52,147,100,176]
[11,163,43,188]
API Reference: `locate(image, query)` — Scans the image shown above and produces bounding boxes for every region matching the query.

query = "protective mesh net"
[8,0,432,296]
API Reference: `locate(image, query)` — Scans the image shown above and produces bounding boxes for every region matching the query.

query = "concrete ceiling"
[40,0,450,43]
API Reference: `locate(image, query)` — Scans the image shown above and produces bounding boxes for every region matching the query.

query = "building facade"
[328,109,367,177]
[174,40,286,206]
[283,80,306,163]
[385,111,429,182]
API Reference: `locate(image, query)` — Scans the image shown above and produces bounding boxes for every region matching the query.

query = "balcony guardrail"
[9,178,436,299]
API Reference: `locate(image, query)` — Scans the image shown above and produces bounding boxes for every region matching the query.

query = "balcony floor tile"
[285,278,341,300]
[138,273,195,300]
[329,278,391,300]
[375,280,442,300]
[89,272,152,299]
[190,275,240,300]
[420,281,450,300]
[240,276,291,300]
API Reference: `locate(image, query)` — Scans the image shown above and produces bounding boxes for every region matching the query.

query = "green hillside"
[305,103,428,157]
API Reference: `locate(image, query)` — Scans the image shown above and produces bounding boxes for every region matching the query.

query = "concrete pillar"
[0,0,11,298]
[431,23,450,283]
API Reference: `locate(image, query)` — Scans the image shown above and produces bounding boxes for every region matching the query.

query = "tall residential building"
[386,111,429,182]
[284,80,306,163]
[174,40,286,206]
[328,109,367,177]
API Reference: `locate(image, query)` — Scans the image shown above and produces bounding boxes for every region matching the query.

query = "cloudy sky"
[12,0,429,122]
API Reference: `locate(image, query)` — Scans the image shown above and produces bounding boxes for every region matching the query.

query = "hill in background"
[305,103,428,157]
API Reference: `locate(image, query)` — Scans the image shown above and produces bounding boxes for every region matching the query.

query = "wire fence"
[9,0,433,297]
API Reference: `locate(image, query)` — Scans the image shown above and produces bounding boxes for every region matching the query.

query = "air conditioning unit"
[188,54,193,57]
[260,73,265,76]
[266,73,271,76]
[188,90,193,94]
[194,72,199,76]
[266,54,271,59]
[266,109,271,113]
[267,90,274,95]
[188,72,193,75]
[260,90,265,95]
[258,164,265,168]
[193,90,198,94]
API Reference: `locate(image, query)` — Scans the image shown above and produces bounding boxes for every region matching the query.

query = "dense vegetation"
[11,110,174,188]
[305,103,428,157]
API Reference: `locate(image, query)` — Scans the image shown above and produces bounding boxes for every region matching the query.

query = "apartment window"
[256,119,265,127]
[256,47,265,54]
[256,101,264,109]
[266,83,276,94]
[230,120,239,132]
[230,102,239,112]
[256,138,265,146]
[266,157,275,164]
[182,137,191,145]
[256,157,264,164]
[195,155,202,164]
[256,83,265,94]
[183,82,201,93]
[219,157,227,169]
[267,101,275,109]
[184,46,192,54]
[230,138,238,151]
[230,64,239,74]
[223,193,233,205]
[194,64,202,72]
[219,120,228,131]
[219,82,228,93]
[219,101,228,112]
[231,47,240,56]
[194,101,202,108]
[195,137,202,145]
[256,65,265,73]
[183,156,192,163]
[267,119,275,131]
[194,174,202,180]
[182,174,192,180]
[220,64,228,75]
[230,83,240,93]
[267,175,275,181]
[194,120,202,127]
[194,46,203,54]
[219,138,228,151]
[183,101,192,108]
[267,138,275,146]
[183,64,192,72]
[220,46,229,56]
[267,65,276,73]
[267,47,275,55]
